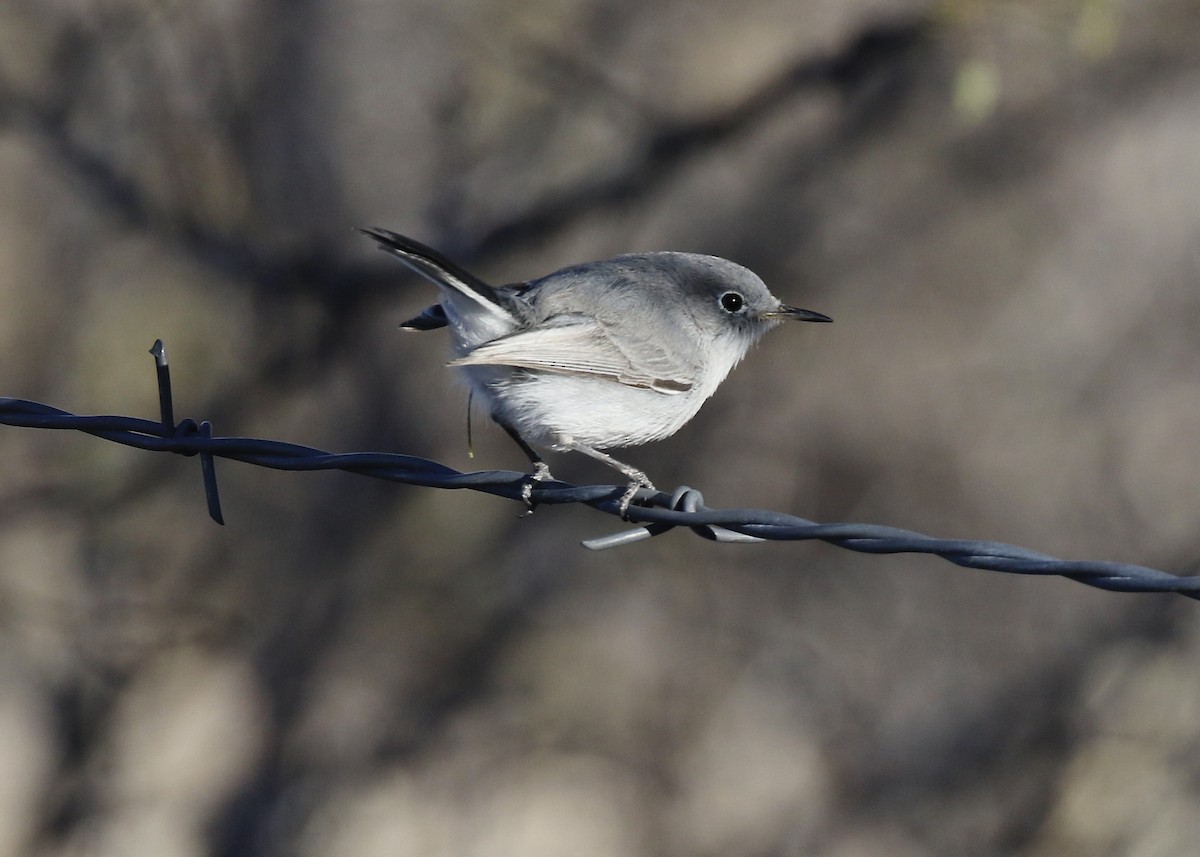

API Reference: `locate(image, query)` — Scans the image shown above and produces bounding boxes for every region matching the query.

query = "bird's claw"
[518,461,554,516]
[616,474,656,520]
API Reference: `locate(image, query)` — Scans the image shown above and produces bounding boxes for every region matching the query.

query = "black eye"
[719,292,745,313]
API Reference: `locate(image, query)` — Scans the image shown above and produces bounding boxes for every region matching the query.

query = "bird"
[362,228,831,514]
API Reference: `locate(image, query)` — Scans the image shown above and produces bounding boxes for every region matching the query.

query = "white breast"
[459,346,739,450]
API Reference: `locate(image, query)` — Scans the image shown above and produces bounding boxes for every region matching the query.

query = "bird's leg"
[501,423,553,513]
[561,440,656,519]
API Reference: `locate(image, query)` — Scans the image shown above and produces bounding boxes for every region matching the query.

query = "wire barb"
[149,339,175,434]
[197,420,224,525]
[582,486,767,550]
[0,340,1197,600]
[147,340,223,523]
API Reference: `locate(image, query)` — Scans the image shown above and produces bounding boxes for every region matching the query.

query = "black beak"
[761,305,832,323]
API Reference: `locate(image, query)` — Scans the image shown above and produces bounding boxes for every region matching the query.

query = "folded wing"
[449,317,693,393]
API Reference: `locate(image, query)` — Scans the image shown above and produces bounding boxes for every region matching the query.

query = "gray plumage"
[363,228,830,509]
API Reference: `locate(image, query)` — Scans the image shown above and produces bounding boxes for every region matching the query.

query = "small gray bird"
[363,228,831,512]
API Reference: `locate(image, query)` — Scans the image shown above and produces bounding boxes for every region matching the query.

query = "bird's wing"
[449,317,693,393]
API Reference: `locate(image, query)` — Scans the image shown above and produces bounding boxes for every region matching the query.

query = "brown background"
[1,1,1199,855]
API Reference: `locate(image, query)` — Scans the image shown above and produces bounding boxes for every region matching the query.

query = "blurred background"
[1,1,1199,855]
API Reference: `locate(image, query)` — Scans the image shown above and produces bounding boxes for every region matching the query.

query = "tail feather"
[360,228,506,316]
[400,304,448,331]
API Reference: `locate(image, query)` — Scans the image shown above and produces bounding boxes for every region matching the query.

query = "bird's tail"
[399,304,448,331]
[360,228,509,319]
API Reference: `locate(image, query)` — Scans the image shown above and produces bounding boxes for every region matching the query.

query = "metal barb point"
[149,339,175,436]
[198,421,224,525]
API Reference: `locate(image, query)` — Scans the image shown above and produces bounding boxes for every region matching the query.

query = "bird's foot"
[518,461,554,516]
[616,472,656,520]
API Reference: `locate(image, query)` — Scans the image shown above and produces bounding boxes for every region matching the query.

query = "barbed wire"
[1,340,1196,600]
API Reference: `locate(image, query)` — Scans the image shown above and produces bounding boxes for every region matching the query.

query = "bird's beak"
[758,305,832,323]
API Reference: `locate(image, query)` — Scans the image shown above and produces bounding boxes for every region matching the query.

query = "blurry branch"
[1,340,1196,600]
[0,21,347,303]
[16,88,346,303]
[466,20,927,259]
[0,16,928,301]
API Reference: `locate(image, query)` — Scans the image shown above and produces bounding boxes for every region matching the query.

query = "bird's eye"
[719,292,745,313]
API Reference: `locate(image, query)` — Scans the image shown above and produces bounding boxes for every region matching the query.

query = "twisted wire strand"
[0,341,1196,600]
